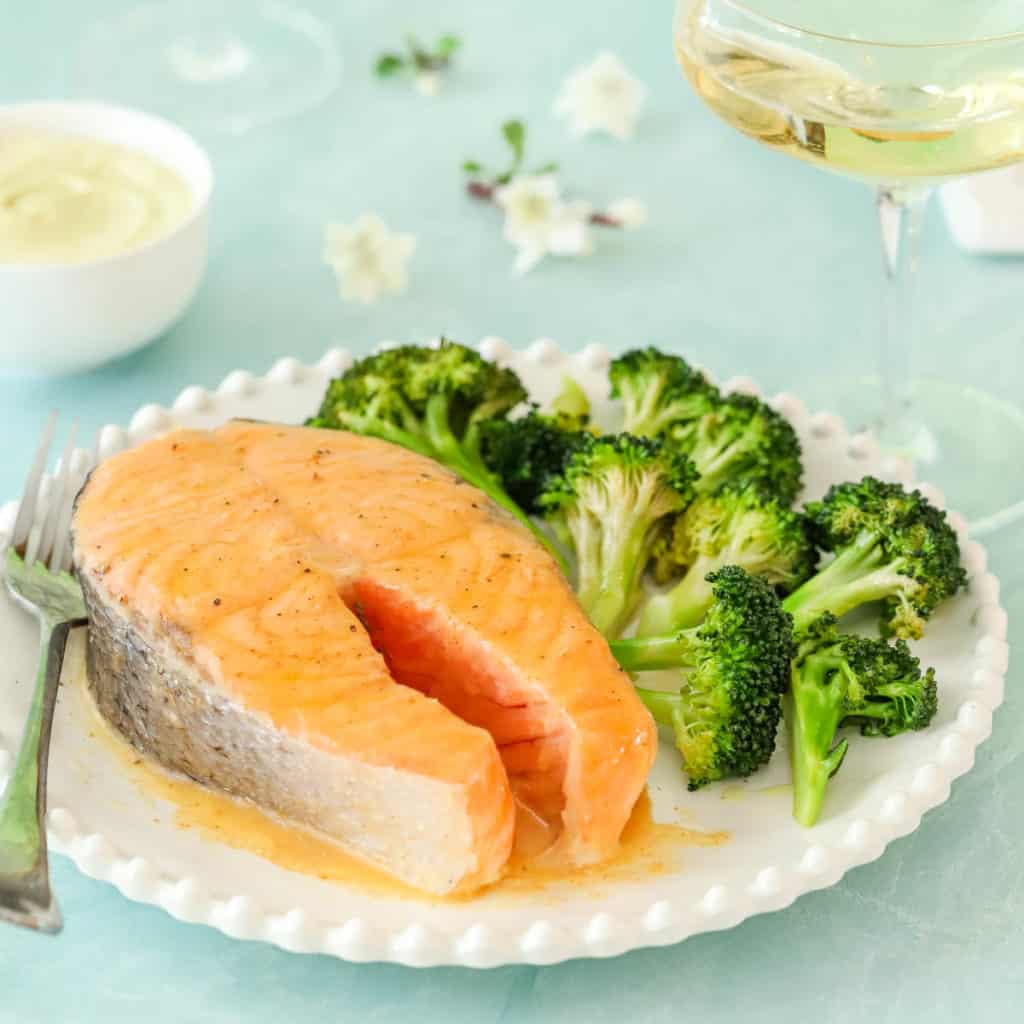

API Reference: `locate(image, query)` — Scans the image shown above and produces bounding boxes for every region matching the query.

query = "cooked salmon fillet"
[72,430,514,895]
[218,421,657,868]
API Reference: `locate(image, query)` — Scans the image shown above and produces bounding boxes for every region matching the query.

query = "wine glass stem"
[874,185,932,457]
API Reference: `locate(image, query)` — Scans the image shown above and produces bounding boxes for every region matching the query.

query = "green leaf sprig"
[375,33,460,80]
[463,120,557,187]
[463,120,635,233]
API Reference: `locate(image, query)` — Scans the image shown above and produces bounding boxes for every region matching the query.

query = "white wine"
[678,18,1024,182]
[671,0,1024,531]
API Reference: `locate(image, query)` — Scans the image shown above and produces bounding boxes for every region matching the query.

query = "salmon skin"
[72,430,514,895]
[218,422,657,869]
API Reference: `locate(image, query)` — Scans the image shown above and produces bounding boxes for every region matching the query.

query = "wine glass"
[74,0,341,136]
[675,0,1024,533]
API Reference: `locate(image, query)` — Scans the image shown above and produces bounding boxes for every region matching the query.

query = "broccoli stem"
[610,631,696,672]
[423,393,478,471]
[786,655,850,827]
[636,688,700,773]
[621,381,664,437]
[782,531,908,632]
[421,394,569,573]
[575,508,652,637]
[551,376,590,419]
[624,387,708,439]
[635,687,683,729]
[636,556,717,636]
[338,414,437,461]
[790,731,847,827]
[582,590,629,638]
[691,434,747,493]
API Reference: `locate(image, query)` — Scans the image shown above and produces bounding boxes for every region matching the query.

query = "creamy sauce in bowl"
[0,131,193,264]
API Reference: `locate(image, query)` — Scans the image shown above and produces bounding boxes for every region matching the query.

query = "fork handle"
[0,616,79,933]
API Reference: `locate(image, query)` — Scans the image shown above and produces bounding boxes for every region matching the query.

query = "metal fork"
[0,414,90,934]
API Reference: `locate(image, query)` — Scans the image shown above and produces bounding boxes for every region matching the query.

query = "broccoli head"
[539,432,697,637]
[783,477,967,638]
[788,614,939,826]
[612,566,794,788]
[308,340,568,568]
[609,347,719,440]
[479,409,588,514]
[309,340,525,461]
[682,393,804,503]
[639,485,816,635]
[308,346,435,453]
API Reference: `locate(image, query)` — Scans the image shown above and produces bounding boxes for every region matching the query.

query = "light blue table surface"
[2,1,1022,1021]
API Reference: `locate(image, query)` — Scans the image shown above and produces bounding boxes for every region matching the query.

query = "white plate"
[0,341,1008,968]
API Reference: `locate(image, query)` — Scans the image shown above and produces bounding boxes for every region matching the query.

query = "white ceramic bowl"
[0,102,213,376]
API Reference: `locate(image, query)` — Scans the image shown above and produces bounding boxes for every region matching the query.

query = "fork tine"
[45,421,83,573]
[50,438,92,575]
[11,412,57,551]
[42,423,80,574]
[28,421,76,571]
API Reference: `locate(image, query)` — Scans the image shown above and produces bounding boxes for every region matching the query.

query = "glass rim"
[702,0,1024,49]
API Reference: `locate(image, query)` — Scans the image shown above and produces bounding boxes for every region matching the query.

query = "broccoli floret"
[309,340,566,567]
[788,614,938,826]
[639,486,816,635]
[609,347,719,440]
[539,433,697,637]
[783,477,966,639]
[611,567,794,787]
[551,375,591,419]
[479,409,588,514]
[608,350,801,502]
[682,393,803,503]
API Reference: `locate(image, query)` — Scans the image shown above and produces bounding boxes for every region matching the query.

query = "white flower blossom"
[494,174,593,273]
[323,214,416,303]
[554,52,647,140]
[414,71,442,97]
[607,197,648,228]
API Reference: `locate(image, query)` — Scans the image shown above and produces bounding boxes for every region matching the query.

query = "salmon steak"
[72,423,656,892]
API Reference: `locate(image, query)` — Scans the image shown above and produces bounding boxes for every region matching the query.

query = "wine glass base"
[74,0,341,135]
[817,376,1024,537]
